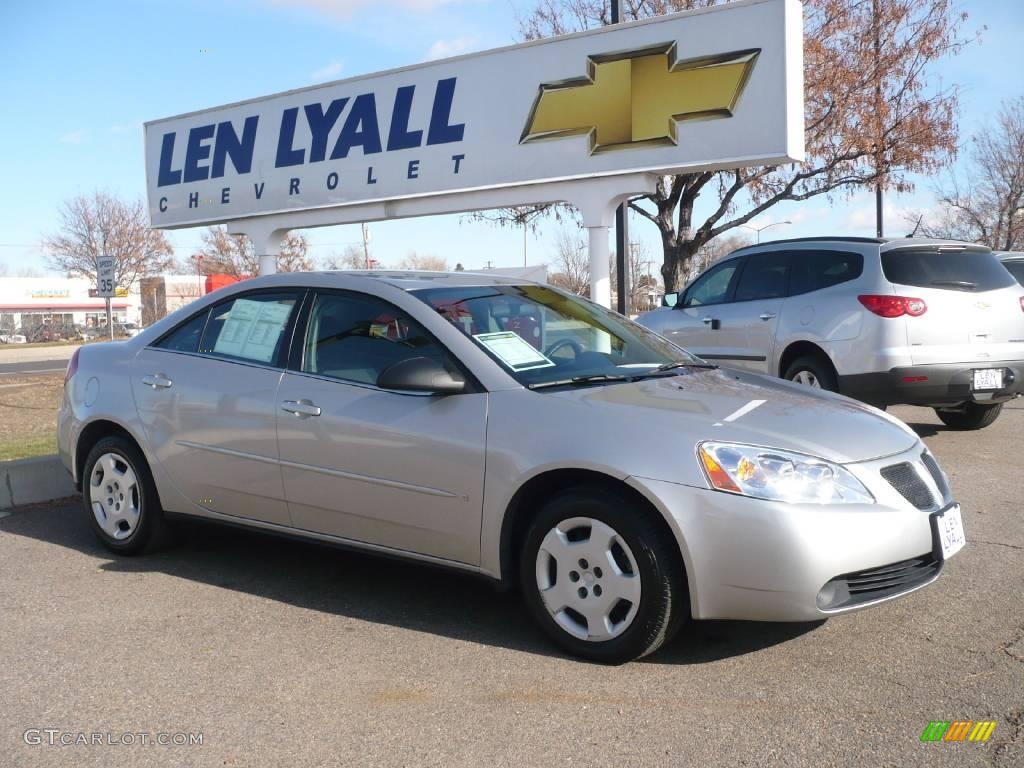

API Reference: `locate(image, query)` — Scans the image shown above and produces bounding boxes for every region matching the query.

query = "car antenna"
[907,214,923,238]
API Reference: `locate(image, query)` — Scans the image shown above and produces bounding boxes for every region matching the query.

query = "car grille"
[816,553,942,610]
[880,462,935,510]
[920,451,950,500]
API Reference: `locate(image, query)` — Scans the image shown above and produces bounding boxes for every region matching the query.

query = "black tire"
[519,486,688,664]
[81,436,167,555]
[783,354,838,392]
[934,402,1003,430]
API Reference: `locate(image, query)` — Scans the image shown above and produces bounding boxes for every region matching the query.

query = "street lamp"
[740,220,792,244]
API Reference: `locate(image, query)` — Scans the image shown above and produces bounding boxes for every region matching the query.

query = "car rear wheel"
[519,487,687,664]
[784,354,838,392]
[83,436,167,555]
[934,402,1003,430]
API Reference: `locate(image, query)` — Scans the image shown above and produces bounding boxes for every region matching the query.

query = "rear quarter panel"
[61,341,194,513]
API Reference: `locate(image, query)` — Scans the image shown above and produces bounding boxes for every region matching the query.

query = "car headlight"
[698,441,874,505]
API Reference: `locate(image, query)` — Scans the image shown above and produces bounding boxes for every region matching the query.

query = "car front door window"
[683,262,739,307]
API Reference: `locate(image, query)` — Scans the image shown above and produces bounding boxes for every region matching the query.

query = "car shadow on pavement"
[4,500,821,664]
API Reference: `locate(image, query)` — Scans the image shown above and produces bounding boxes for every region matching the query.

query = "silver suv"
[638,237,1024,430]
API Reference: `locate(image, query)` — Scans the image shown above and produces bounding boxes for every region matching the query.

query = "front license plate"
[933,504,966,560]
[972,368,1003,390]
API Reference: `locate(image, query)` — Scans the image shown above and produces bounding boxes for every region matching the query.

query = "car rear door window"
[199,292,300,366]
[734,251,792,301]
[790,250,864,295]
[153,310,209,353]
[881,248,1016,292]
[302,292,450,387]
[682,261,740,307]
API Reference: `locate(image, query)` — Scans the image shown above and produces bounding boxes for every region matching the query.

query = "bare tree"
[679,232,755,285]
[548,229,591,295]
[399,251,448,271]
[194,226,312,277]
[43,191,174,290]
[482,0,969,293]
[909,97,1024,250]
[320,244,371,270]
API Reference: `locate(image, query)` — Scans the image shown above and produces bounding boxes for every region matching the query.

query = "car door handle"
[759,312,777,321]
[701,316,714,325]
[141,374,173,389]
[281,400,321,418]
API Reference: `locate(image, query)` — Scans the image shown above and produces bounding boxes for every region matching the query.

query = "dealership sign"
[144,0,802,228]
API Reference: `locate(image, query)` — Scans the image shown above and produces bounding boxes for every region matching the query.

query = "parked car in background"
[59,271,964,663]
[0,333,27,344]
[638,237,1024,430]
[998,251,1024,285]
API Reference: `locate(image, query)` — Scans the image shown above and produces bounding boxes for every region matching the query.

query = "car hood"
[549,368,920,465]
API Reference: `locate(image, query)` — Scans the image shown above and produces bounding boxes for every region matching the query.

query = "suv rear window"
[881,248,1016,292]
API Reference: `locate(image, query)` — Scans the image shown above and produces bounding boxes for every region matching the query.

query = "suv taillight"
[64,348,80,387]
[858,294,928,318]
[1019,296,1024,313]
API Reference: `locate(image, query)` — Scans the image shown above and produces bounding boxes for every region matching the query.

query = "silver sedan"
[57,271,965,663]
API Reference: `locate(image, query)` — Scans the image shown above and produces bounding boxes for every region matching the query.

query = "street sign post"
[97,256,115,340]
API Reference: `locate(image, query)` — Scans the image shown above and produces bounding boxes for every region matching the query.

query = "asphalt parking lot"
[1,403,1021,768]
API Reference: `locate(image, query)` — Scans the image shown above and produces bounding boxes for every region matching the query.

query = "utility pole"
[361,223,371,268]
[523,219,528,267]
[611,0,630,316]
[873,0,884,238]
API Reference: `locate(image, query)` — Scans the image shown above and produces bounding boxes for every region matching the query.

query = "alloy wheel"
[534,517,642,642]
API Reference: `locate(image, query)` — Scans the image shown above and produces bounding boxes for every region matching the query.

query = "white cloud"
[272,0,457,19]
[844,202,923,235]
[426,36,477,61]
[60,131,86,145]
[311,60,344,82]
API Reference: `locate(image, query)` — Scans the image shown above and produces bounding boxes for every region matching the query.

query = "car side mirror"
[662,292,679,308]
[377,357,466,395]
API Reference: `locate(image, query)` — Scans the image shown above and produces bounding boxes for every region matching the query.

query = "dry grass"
[0,374,64,460]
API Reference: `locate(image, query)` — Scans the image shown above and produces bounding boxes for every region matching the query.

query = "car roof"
[229,269,536,294]
[728,236,989,256]
[314,269,531,290]
[996,251,1024,261]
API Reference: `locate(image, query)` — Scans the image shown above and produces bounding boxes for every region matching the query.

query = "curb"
[0,455,77,511]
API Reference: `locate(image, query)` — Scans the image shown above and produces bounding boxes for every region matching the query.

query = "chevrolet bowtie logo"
[521,44,760,154]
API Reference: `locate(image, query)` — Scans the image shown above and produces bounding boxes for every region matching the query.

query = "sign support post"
[97,255,116,340]
[610,0,631,316]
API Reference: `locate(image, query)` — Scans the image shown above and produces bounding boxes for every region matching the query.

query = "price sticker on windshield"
[474,331,555,371]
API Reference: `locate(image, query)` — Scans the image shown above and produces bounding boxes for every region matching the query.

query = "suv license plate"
[933,504,965,560]
[972,368,1003,390]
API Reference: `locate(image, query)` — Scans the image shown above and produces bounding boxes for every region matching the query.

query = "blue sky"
[1,0,1021,277]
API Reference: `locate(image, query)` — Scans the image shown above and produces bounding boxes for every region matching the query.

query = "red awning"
[0,302,130,310]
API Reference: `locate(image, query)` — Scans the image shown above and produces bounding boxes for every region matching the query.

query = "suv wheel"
[83,436,167,555]
[783,355,838,392]
[935,402,1003,430]
[519,487,687,664]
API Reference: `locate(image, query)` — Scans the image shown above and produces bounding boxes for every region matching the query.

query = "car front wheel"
[519,487,687,664]
[82,436,166,555]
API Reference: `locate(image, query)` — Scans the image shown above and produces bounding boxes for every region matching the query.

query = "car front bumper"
[629,445,955,622]
[838,360,1024,407]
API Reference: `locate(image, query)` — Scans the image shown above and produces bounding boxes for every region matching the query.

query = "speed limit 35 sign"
[97,256,115,298]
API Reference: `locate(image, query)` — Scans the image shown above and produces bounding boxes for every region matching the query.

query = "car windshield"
[413,284,702,388]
